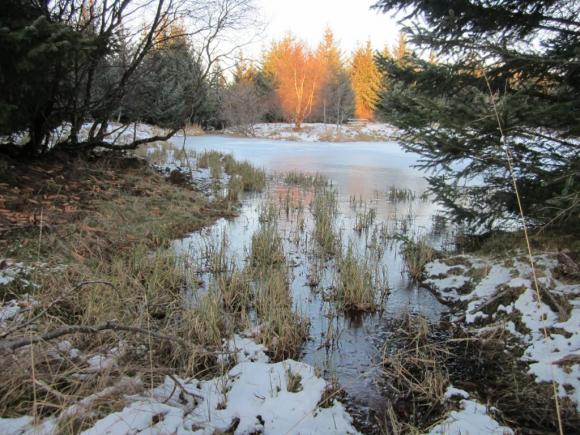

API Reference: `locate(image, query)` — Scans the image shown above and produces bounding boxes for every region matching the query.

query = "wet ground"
[170,135,453,427]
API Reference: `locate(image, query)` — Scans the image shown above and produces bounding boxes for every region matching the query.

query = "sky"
[246,0,402,60]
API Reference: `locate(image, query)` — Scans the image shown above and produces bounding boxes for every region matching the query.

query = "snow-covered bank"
[428,386,513,434]
[0,334,359,434]
[423,253,580,409]
[225,122,399,142]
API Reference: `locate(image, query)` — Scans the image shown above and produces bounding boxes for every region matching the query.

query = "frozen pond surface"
[171,135,450,425]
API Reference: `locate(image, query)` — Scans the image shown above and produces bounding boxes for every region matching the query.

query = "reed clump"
[214,268,252,315]
[284,171,328,189]
[250,223,285,268]
[354,205,376,233]
[231,161,266,192]
[387,186,416,202]
[401,238,435,282]
[311,187,339,256]
[197,150,222,170]
[254,268,308,360]
[334,244,388,312]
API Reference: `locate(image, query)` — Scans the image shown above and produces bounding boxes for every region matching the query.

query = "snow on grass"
[0,300,22,325]
[0,337,359,435]
[428,386,513,435]
[423,253,580,410]
[235,122,398,143]
[0,262,41,329]
[0,416,56,435]
[0,261,29,287]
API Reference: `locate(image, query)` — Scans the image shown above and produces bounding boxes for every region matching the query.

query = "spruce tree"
[350,41,382,120]
[373,0,580,232]
[0,0,100,155]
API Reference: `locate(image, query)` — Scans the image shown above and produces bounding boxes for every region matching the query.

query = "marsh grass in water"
[333,243,389,312]
[311,187,339,256]
[197,150,222,170]
[387,186,416,202]
[253,268,309,360]
[401,238,436,282]
[250,223,285,268]
[284,171,329,189]
[258,199,279,224]
[225,158,266,192]
[354,205,377,233]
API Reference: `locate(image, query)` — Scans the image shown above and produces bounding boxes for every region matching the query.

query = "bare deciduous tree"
[221,80,265,136]
[1,0,260,156]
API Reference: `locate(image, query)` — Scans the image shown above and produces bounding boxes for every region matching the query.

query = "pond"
[169,134,452,428]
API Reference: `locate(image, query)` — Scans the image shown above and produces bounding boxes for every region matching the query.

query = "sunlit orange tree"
[263,36,322,129]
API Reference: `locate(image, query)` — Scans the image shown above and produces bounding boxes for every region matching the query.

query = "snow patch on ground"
[0,337,359,435]
[230,122,399,143]
[0,261,30,287]
[0,122,159,149]
[423,254,580,410]
[429,387,513,434]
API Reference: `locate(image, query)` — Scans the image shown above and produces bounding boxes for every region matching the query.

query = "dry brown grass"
[0,154,243,426]
[380,315,579,434]
[381,315,450,432]
[311,187,339,256]
[401,238,436,282]
[333,244,388,312]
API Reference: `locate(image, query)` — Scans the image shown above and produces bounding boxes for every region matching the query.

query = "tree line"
[0,1,414,155]
[0,0,257,157]
[219,29,413,133]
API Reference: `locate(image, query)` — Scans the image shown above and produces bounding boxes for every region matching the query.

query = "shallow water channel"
[170,135,452,427]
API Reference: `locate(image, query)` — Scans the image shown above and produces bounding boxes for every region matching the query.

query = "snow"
[0,121,162,149]
[0,417,56,435]
[444,386,470,400]
[234,122,398,143]
[0,337,359,435]
[220,334,270,363]
[0,261,28,287]
[429,387,514,435]
[423,253,580,410]
[0,300,21,324]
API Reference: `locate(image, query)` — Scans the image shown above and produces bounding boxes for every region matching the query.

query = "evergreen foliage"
[0,0,103,155]
[350,41,382,120]
[374,0,580,231]
[315,28,355,124]
[0,0,256,157]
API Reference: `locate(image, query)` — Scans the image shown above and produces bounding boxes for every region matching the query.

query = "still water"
[171,135,449,426]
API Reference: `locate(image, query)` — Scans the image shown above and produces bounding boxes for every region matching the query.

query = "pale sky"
[246,0,402,61]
